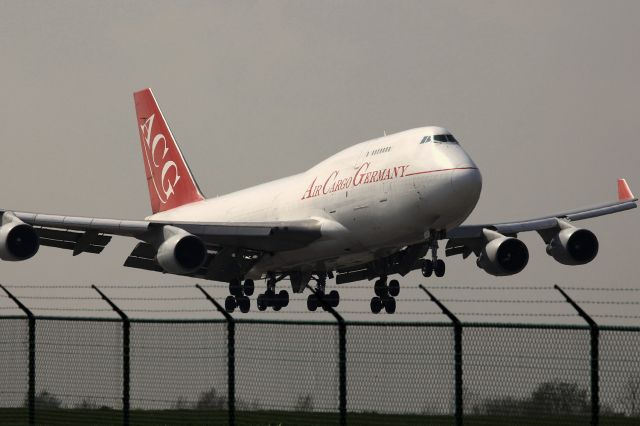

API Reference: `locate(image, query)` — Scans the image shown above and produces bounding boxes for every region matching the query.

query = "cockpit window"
[420,136,431,144]
[433,134,458,143]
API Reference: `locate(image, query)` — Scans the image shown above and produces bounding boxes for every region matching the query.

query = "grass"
[0,408,637,425]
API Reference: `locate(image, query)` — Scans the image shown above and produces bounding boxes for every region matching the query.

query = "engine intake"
[156,227,207,274]
[0,214,40,261]
[476,230,529,276]
[547,227,598,265]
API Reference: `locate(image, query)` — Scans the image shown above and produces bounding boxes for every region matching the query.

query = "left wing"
[445,179,637,274]
[0,209,322,280]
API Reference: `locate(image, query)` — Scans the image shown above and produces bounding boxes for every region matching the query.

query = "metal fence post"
[554,284,599,426]
[306,285,347,426]
[196,284,236,426]
[0,285,35,426]
[419,285,463,426]
[92,285,130,426]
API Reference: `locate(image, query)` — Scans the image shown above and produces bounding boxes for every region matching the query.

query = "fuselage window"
[371,146,391,155]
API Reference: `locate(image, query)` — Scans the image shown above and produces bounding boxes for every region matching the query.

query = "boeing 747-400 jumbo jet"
[0,89,636,313]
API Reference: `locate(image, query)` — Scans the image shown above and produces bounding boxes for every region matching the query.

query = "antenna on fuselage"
[383,130,387,136]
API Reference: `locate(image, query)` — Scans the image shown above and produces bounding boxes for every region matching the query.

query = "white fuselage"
[149,126,483,277]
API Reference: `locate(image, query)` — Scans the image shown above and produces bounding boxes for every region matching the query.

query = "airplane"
[0,88,636,314]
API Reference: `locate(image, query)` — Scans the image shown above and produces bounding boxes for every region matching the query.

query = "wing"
[446,178,637,258]
[0,209,322,280]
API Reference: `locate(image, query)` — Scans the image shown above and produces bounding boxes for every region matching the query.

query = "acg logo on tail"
[140,114,181,204]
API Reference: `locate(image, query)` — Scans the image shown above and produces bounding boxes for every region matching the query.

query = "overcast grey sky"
[0,1,638,319]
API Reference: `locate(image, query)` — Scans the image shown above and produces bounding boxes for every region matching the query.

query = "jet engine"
[0,213,40,261]
[476,229,529,276]
[156,226,207,274]
[546,226,598,265]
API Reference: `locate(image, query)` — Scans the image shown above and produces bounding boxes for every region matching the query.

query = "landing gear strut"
[307,274,340,311]
[256,274,289,312]
[370,276,398,314]
[422,230,445,278]
[226,278,253,313]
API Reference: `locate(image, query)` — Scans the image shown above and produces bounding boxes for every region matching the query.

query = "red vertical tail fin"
[134,88,205,214]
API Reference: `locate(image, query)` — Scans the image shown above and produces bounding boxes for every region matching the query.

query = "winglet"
[617,178,635,201]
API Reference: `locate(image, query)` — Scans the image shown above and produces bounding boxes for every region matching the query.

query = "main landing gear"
[370,276,399,314]
[256,275,289,312]
[421,232,446,278]
[226,279,254,313]
[307,274,340,311]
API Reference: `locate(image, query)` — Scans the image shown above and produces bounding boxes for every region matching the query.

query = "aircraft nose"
[451,167,483,201]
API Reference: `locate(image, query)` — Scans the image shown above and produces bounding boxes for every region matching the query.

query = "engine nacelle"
[546,227,598,265]
[156,228,207,274]
[476,231,529,276]
[0,215,40,261]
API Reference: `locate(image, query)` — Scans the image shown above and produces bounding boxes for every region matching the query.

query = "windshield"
[433,134,458,143]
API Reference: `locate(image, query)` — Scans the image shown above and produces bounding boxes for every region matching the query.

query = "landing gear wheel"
[278,290,289,308]
[327,290,340,307]
[383,297,396,314]
[229,279,243,297]
[307,294,318,312]
[243,279,255,296]
[421,259,433,277]
[257,294,267,311]
[225,295,237,313]
[237,296,250,313]
[264,290,275,307]
[374,279,388,297]
[370,297,383,314]
[434,259,446,277]
[388,280,400,297]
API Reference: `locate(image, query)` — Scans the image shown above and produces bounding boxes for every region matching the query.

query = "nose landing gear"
[422,231,446,277]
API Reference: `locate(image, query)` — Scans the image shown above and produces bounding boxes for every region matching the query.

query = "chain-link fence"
[0,284,639,426]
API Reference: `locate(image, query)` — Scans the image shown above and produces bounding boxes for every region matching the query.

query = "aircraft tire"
[279,290,289,307]
[225,295,237,313]
[370,297,382,314]
[435,259,446,277]
[388,280,400,297]
[243,279,255,296]
[328,290,340,307]
[422,260,433,277]
[257,294,267,311]
[238,296,250,313]
[229,279,243,297]
[307,294,318,312]
[374,280,387,297]
[383,297,396,314]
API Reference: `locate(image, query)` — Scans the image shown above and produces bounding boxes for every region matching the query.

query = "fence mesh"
[0,318,28,425]
[235,321,340,425]
[347,323,455,425]
[130,320,228,425]
[0,317,638,425]
[463,326,591,426]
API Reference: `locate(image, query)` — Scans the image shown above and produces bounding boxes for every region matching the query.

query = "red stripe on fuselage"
[404,167,478,177]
